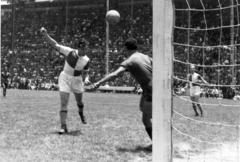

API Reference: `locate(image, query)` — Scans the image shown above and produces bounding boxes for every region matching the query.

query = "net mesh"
[172,0,240,161]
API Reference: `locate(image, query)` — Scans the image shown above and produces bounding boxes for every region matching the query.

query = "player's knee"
[61,101,68,110]
[60,106,68,111]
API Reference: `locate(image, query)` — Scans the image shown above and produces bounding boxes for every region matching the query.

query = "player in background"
[93,38,153,151]
[34,76,40,91]
[185,64,209,117]
[1,66,11,98]
[40,27,90,134]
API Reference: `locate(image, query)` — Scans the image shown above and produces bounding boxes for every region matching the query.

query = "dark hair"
[124,38,138,50]
[77,38,88,48]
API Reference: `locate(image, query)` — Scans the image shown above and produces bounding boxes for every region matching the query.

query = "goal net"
[171,0,240,162]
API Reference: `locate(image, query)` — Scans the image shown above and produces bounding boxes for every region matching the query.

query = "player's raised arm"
[40,27,61,51]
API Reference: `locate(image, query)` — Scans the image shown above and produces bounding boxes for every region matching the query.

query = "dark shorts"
[1,82,8,88]
[142,81,152,102]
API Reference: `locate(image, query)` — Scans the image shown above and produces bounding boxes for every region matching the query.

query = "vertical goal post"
[153,0,174,162]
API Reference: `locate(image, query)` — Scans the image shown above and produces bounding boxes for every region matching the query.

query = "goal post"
[153,0,173,162]
[153,0,174,162]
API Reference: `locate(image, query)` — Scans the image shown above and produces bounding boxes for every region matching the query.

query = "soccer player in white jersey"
[40,27,90,134]
[186,64,209,117]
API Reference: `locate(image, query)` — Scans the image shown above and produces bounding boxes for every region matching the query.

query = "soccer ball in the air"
[106,10,120,25]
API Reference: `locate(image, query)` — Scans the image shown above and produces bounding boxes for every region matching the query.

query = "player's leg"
[73,92,87,124]
[195,95,203,117]
[141,100,152,151]
[142,101,152,139]
[139,94,144,111]
[58,72,72,134]
[190,96,199,116]
[2,83,6,97]
[195,87,203,116]
[5,83,8,97]
[72,76,86,124]
[59,91,70,134]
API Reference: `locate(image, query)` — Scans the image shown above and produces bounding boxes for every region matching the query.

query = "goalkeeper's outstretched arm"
[40,27,61,51]
[94,66,127,88]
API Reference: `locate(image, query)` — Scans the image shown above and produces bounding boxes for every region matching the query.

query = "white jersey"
[187,72,201,87]
[187,72,201,96]
[59,45,90,76]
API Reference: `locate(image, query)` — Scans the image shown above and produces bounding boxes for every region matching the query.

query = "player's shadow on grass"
[52,130,83,136]
[117,146,152,154]
[66,130,83,136]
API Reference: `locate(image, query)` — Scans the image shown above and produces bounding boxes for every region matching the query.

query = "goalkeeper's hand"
[85,82,100,91]
[92,82,100,89]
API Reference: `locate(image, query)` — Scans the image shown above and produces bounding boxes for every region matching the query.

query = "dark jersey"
[121,52,152,101]
[1,71,10,84]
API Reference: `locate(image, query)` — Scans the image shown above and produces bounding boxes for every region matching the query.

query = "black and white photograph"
[0,0,240,162]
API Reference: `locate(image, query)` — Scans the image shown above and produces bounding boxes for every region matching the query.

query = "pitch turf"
[0,89,151,162]
[172,95,240,162]
[1,89,239,162]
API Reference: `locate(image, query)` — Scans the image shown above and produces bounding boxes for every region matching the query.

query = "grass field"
[0,89,151,162]
[172,96,240,162]
[0,89,239,162]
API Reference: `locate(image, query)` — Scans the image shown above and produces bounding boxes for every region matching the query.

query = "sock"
[192,104,198,115]
[146,127,152,140]
[77,104,86,124]
[3,89,6,97]
[60,110,68,125]
[77,104,84,113]
[197,104,203,114]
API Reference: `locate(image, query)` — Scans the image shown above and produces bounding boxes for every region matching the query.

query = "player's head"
[190,64,195,72]
[124,38,138,51]
[77,38,89,50]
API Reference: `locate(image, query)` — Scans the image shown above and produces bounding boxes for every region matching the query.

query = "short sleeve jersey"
[121,52,152,89]
[59,45,90,76]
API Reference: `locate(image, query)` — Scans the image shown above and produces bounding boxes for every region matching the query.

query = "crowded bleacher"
[1,0,152,92]
[1,0,240,98]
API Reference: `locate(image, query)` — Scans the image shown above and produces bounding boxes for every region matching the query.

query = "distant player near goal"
[40,27,91,134]
[1,66,11,98]
[185,64,209,117]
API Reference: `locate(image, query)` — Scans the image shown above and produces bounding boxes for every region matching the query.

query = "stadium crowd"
[1,0,152,91]
[1,0,239,98]
[173,0,240,99]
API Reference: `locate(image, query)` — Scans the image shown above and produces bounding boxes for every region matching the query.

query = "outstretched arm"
[199,75,208,85]
[94,66,127,88]
[40,27,61,51]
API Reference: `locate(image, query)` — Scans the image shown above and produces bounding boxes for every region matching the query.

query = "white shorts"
[58,71,84,93]
[190,86,201,96]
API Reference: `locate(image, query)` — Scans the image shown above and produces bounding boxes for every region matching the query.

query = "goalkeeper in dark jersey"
[93,38,152,151]
[1,66,11,98]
